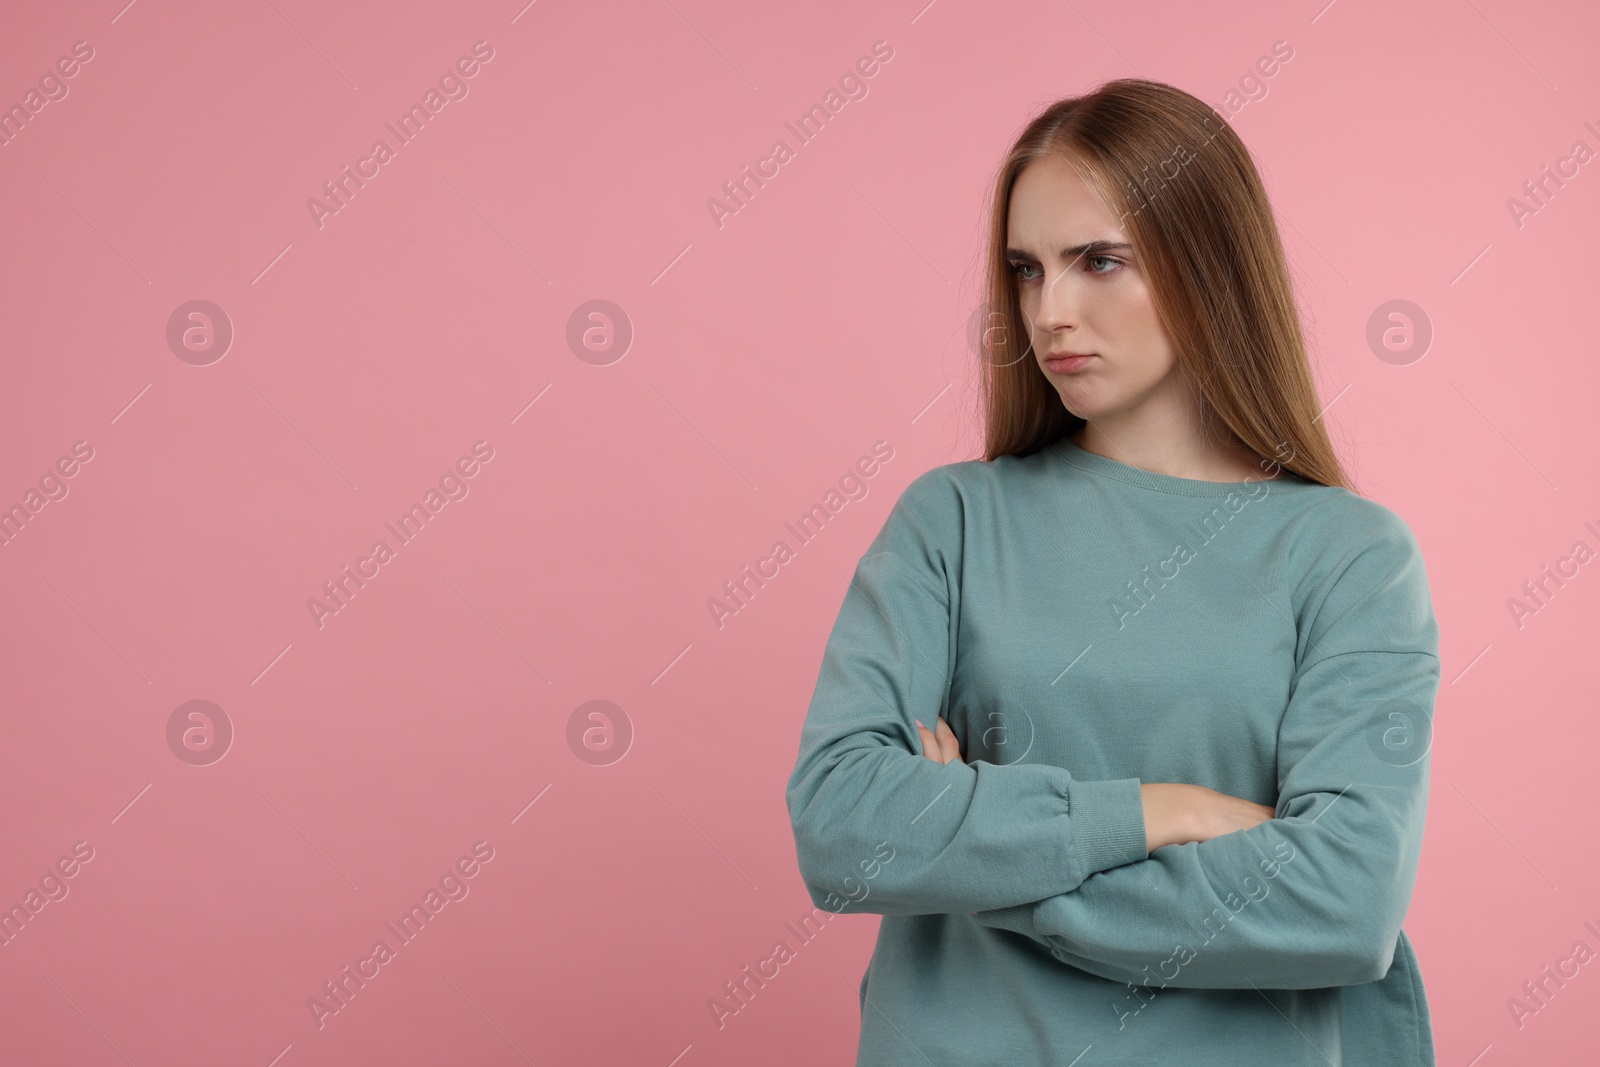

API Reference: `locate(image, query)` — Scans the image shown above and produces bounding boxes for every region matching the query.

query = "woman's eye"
[1009,257,1121,281]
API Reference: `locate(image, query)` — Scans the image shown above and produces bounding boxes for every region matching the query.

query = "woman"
[785,78,1440,1066]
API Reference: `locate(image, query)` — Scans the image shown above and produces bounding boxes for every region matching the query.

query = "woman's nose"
[1031,268,1080,330]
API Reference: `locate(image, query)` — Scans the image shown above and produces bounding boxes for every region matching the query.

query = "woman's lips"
[1044,353,1096,374]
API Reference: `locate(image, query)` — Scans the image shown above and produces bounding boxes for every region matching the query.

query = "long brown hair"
[974,78,1351,491]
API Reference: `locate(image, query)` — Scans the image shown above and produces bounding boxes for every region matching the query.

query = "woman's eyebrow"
[1005,240,1133,261]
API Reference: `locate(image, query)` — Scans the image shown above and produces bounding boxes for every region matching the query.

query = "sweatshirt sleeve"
[972,502,1441,989]
[785,469,1150,917]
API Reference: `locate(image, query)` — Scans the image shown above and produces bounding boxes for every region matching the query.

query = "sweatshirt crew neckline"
[1046,434,1320,497]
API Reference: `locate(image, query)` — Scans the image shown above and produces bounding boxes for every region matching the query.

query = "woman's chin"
[1054,390,1108,422]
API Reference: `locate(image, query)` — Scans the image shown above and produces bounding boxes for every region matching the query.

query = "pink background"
[2,1,1596,1064]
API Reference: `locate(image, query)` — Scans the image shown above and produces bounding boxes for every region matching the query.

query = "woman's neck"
[1072,416,1278,483]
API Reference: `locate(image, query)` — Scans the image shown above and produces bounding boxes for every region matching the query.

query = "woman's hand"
[1140,782,1274,852]
[912,721,1272,854]
[915,717,962,764]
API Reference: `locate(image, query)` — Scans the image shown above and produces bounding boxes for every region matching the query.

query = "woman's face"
[1005,154,1190,426]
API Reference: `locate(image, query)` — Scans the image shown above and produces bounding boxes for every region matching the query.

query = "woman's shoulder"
[892,446,1060,502]
[869,462,975,552]
[1274,489,1434,634]
[1283,485,1426,560]
[877,450,1058,538]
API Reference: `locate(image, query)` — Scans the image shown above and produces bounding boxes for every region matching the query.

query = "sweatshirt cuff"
[976,900,1038,936]
[1066,776,1148,878]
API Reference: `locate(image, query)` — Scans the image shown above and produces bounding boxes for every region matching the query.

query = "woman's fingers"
[914,717,962,764]
[935,716,963,764]
[1204,794,1275,838]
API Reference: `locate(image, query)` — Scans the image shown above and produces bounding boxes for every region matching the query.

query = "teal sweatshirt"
[785,434,1441,1066]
